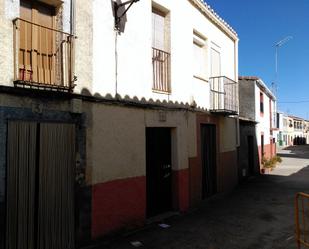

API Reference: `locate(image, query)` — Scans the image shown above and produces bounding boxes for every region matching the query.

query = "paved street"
[91,145,309,249]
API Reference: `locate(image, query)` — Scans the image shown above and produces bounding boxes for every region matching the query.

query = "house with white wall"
[90,0,239,238]
[238,76,276,171]
[276,111,291,147]
[289,115,306,145]
[304,120,309,144]
[277,112,307,147]
[0,0,239,245]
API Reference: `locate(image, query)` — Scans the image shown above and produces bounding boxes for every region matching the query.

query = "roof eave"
[189,0,238,41]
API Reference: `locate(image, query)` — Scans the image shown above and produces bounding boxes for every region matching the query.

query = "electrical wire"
[278,100,309,104]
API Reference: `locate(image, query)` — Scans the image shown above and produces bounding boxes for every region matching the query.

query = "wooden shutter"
[152,10,165,51]
[19,0,56,85]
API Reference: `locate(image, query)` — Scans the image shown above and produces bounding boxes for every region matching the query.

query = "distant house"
[238,76,277,174]
[304,120,309,144]
[276,112,290,147]
[289,115,306,145]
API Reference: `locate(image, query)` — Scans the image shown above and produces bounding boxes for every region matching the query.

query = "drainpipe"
[70,0,76,35]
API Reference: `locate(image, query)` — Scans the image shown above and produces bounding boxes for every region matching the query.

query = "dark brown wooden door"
[201,124,217,199]
[247,136,254,176]
[6,121,75,249]
[146,128,172,218]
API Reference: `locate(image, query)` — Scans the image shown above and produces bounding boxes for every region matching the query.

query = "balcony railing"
[152,47,171,93]
[13,18,75,92]
[210,76,238,115]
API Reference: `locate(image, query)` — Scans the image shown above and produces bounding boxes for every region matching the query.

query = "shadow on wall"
[79,87,206,111]
[238,121,260,182]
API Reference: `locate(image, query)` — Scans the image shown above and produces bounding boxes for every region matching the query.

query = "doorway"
[146,128,172,218]
[200,124,217,199]
[6,121,75,249]
[247,136,254,176]
[261,134,264,158]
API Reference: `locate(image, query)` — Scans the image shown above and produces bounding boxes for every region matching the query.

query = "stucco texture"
[85,104,196,185]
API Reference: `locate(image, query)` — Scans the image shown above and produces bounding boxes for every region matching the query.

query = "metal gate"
[6,121,75,249]
[295,192,309,248]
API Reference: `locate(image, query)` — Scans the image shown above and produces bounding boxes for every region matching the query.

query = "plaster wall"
[92,0,238,109]
[86,104,197,185]
[219,116,237,153]
[238,79,255,120]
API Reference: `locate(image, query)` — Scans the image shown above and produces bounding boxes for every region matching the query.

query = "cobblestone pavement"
[88,145,309,249]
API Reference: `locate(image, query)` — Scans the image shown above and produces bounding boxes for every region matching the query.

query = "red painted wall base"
[91,169,190,238]
[173,169,189,212]
[92,176,146,238]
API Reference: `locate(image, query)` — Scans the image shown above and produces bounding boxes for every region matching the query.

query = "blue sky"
[205,0,309,119]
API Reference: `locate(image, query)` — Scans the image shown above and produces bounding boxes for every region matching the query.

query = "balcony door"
[210,48,223,110]
[19,0,56,85]
[152,8,171,93]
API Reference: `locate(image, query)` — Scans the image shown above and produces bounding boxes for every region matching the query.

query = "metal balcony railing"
[152,47,171,93]
[210,76,238,115]
[295,192,309,248]
[13,18,75,92]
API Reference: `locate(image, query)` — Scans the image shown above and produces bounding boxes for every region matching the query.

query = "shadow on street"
[88,145,309,249]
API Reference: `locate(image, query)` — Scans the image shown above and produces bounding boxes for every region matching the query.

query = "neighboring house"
[90,0,239,238]
[280,114,307,146]
[0,0,91,248]
[0,0,239,246]
[289,115,306,145]
[285,116,295,145]
[279,112,291,147]
[238,76,276,172]
[276,111,284,146]
[304,120,309,144]
[237,77,259,180]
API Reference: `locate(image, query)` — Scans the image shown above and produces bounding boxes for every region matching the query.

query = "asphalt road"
[89,145,309,249]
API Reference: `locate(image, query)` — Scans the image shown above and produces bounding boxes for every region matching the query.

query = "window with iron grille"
[152,7,170,93]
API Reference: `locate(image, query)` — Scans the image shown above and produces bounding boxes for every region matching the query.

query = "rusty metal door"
[6,121,75,249]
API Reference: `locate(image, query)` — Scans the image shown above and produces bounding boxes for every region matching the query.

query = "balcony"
[209,76,238,115]
[13,18,75,92]
[152,47,171,93]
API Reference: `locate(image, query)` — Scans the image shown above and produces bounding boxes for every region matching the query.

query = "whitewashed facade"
[0,0,240,244]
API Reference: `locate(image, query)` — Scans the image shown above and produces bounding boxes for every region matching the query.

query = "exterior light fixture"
[114,0,140,31]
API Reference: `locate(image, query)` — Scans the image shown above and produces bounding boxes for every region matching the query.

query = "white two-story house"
[0,0,239,245]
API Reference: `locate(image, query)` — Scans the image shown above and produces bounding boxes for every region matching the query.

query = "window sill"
[152,89,171,95]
